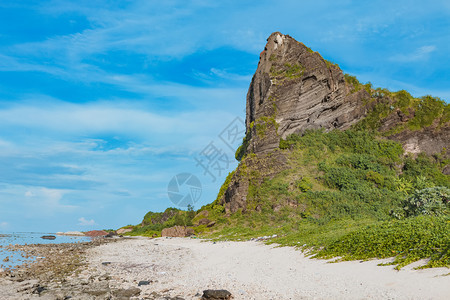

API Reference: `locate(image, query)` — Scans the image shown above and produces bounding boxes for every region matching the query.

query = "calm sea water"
[0,232,91,269]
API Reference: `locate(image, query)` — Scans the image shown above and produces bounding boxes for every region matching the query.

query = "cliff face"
[245,32,370,155]
[219,32,449,214]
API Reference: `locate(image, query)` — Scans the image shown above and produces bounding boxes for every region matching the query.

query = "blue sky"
[0,0,449,232]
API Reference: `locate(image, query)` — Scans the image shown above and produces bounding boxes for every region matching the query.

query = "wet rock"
[201,289,232,300]
[41,235,56,240]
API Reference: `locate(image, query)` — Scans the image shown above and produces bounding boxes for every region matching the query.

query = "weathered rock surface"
[245,32,371,155]
[161,226,194,237]
[219,32,449,214]
[219,150,289,213]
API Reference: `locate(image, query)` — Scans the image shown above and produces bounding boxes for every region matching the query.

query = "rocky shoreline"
[0,238,229,300]
[0,239,117,299]
[1,236,448,299]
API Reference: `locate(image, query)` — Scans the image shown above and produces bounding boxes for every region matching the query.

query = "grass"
[201,130,450,269]
[130,113,449,269]
[270,62,305,81]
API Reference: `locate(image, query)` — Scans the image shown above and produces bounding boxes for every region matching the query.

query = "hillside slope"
[127,32,449,269]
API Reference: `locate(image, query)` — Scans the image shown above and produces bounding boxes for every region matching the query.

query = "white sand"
[87,237,450,299]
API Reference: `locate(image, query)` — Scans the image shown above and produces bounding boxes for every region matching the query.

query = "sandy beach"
[1,237,448,299]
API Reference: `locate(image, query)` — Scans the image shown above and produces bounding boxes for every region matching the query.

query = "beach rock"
[84,230,108,237]
[112,287,141,298]
[3,256,9,262]
[138,280,150,286]
[83,281,110,296]
[161,226,194,237]
[117,228,133,235]
[41,235,56,240]
[201,289,232,300]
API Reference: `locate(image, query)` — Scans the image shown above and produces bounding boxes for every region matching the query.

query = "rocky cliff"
[220,32,449,213]
[243,32,370,155]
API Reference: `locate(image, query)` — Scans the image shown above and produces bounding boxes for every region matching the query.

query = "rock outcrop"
[116,228,133,235]
[244,32,371,155]
[218,32,449,214]
[161,226,194,237]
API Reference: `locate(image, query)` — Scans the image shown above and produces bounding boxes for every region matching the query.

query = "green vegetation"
[344,74,372,94]
[316,215,449,269]
[205,130,450,269]
[353,86,449,134]
[235,132,250,161]
[270,63,305,80]
[125,206,196,237]
[254,116,278,138]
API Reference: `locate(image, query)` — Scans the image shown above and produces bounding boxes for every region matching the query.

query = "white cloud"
[78,217,96,226]
[0,221,9,228]
[390,45,437,62]
[25,191,34,197]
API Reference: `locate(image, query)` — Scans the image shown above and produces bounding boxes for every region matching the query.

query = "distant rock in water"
[40,235,56,240]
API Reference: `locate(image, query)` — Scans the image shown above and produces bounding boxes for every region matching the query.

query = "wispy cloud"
[0,221,9,228]
[390,45,437,62]
[78,217,96,226]
[0,0,448,232]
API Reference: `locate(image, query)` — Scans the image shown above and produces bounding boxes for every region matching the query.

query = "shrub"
[403,187,450,217]
[366,170,384,186]
[297,177,313,192]
[316,215,450,269]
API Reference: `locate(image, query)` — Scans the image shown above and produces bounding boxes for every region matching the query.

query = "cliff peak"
[244,32,370,155]
[240,32,448,158]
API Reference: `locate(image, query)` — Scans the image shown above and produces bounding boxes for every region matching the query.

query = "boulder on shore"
[161,226,194,237]
[202,289,232,300]
[117,228,133,235]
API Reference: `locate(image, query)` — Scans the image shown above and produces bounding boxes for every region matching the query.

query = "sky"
[0,0,449,233]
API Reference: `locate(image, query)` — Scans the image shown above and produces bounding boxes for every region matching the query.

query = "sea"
[0,232,91,269]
